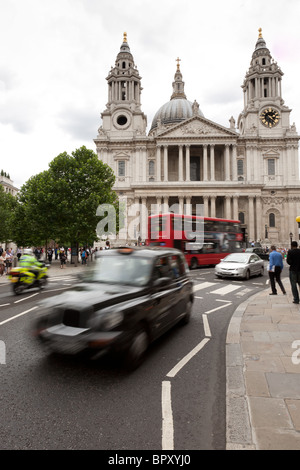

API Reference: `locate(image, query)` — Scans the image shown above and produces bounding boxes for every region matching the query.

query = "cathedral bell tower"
[99,33,147,139]
[238,28,292,137]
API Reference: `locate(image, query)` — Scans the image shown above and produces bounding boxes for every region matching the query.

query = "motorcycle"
[8,262,49,295]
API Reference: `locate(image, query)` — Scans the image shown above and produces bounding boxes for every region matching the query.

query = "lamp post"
[290,232,293,248]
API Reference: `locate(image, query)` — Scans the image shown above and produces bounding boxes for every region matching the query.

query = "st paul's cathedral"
[94,29,300,246]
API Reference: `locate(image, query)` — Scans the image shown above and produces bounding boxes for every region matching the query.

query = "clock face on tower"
[260,108,280,128]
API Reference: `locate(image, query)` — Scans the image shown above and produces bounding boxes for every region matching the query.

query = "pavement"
[1,257,300,450]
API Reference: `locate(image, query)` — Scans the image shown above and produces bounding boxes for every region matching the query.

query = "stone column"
[255,196,262,242]
[163,196,169,213]
[135,148,140,182]
[233,195,239,221]
[141,197,147,240]
[163,145,168,182]
[185,145,190,182]
[225,144,230,181]
[210,145,215,181]
[203,145,208,181]
[246,146,251,183]
[248,196,255,242]
[178,196,184,214]
[232,145,237,181]
[210,195,216,217]
[178,145,183,182]
[156,146,161,182]
[141,147,147,182]
[225,195,231,219]
[185,196,191,215]
[203,195,209,217]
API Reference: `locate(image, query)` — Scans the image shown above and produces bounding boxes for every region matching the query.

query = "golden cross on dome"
[176,57,181,71]
[258,28,262,38]
[123,32,127,43]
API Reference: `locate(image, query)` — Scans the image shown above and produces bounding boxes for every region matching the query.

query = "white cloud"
[1,0,300,188]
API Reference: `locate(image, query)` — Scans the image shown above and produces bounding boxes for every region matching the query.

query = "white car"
[215,252,264,280]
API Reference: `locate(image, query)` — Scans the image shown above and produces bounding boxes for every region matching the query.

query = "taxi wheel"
[124,325,149,371]
[181,299,192,325]
[245,270,250,280]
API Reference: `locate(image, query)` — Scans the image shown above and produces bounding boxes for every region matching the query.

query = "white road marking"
[166,337,210,378]
[205,303,232,314]
[202,314,211,337]
[42,287,70,293]
[210,285,241,296]
[0,303,10,307]
[194,296,203,299]
[161,381,174,450]
[14,293,39,303]
[0,306,38,326]
[193,282,216,292]
[235,288,253,297]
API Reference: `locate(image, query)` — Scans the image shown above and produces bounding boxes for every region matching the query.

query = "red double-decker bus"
[146,213,244,269]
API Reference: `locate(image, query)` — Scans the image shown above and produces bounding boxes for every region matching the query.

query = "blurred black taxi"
[33,246,194,370]
[245,247,269,261]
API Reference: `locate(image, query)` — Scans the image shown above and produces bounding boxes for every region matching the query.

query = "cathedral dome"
[149,60,204,132]
[150,98,204,131]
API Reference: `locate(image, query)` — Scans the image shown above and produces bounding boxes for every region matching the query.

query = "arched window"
[269,213,275,227]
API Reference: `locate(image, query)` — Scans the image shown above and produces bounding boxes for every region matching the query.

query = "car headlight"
[102,311,124,331]
[90,311,124,331]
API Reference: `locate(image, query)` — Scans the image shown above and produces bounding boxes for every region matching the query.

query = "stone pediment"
[156,116,237,139]
[262,148,280,158]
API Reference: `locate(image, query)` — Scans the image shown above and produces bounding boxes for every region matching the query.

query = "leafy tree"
[0,185,17,244]
[12,170,57,247]
[11,146,119,249]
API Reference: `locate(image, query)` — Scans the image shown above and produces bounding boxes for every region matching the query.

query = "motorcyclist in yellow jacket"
[19,248,43,284]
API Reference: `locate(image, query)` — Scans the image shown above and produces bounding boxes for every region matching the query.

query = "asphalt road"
[0,261,283,451]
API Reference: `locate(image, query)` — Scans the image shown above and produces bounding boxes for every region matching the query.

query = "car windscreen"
[84,256,153,286]
[223,254,249,263]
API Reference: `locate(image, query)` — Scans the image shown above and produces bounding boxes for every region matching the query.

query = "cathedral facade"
[94,30,300,246]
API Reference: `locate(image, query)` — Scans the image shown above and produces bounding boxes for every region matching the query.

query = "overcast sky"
[1,0,300,189]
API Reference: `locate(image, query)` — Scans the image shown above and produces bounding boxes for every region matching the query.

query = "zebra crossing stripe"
[193,282,216,292]
[209,285,241,296]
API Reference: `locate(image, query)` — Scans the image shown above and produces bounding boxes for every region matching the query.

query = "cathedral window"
[149,160,155,176]
[118,161,125,177]
[267,159,275,175]
[269,213,275,228]
[237,159,244,175]
[262,58,266,65]
[238,212,245,224]
[122,61,126,68]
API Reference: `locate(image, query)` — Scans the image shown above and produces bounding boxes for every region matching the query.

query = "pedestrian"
[59,248,67,269]
[286,240,300,304]
[268,245,286,295]
[0,250,6,276]
[81,247,87,265]
[47,247,53,264]
[105,240,110,250]
[6,248,13,274]
[17,247,22,261]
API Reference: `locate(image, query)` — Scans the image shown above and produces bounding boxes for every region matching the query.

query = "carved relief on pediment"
[180,122,220,136]
[262,197,284,205]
